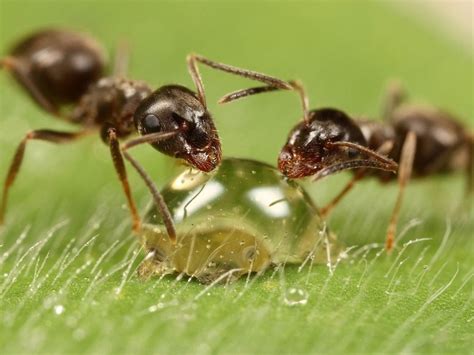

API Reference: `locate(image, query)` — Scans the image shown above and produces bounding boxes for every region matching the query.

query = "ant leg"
[467,133,474,194]
[187,53,292,106]
[320,140,394,217]
[319,170,366,218]
[385,131,416,252]
[289,80,310,123]
[113,40,130,77]
[120,132,177,243]
[382,80,407,122]
[0,129,87,224]
[0,57,59,116]
[106,128,141,232]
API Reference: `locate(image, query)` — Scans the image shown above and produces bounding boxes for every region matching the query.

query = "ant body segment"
[219,79,473,251]
[0,29,290,240]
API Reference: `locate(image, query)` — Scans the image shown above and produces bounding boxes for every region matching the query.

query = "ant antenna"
[289,80,310,124]
[313,159,397,182]
[217,79,310,124]
[327,141,398,168]
[187,53,293,108]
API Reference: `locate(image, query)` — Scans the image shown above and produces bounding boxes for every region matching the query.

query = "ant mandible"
[0,28,291,241]
[218,79,473,251]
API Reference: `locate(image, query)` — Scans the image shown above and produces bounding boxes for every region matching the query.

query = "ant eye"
[143,114,161,133]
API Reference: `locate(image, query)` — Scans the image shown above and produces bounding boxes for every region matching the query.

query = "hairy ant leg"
[385,131,416,251]
[320,140,395,218]
[120,132,178,242]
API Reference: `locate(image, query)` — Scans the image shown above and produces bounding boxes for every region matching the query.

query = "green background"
[0,1,472,354]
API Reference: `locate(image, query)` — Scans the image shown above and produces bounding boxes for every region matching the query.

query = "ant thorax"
[356,119,396,152]
[137,158,343,283]
[71,77,152,139]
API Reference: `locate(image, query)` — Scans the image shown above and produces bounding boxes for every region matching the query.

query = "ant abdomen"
[7,29,106,107]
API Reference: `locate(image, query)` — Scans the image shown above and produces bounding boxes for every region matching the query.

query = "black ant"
[216,79,473,252]
[0,28,291,241]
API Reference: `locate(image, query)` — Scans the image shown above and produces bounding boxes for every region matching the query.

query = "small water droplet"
[206,244,211,249]
[251,170,256,174]
[53,305,65,315]
[121,204,127,210]
[283,288,308,307]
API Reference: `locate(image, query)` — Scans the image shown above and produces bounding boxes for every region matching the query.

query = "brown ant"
[0,28,291,241]
[217,79,473,252]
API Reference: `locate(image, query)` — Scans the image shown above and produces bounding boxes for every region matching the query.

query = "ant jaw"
[278,149,320,179]
[185,141,222,172]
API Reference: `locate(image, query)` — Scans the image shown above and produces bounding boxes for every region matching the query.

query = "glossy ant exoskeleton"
[217,79,473,251]
[0,29,291,241]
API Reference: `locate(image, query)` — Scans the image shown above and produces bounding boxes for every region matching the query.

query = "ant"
[0,28,291,241]
[217,79,473,252]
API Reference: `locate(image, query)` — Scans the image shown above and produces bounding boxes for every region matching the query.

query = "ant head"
[278,108,370,178]
[134,85,221,172]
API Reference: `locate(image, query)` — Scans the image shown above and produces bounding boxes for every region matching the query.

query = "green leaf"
[0,1,472,354]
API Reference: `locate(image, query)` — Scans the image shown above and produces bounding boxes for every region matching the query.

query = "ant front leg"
[385,131,416,252]
[0,129,88,224]
[107,131,178,241]
[106,128,142,232]
[320,140,395,218]
[0,57,60,116]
